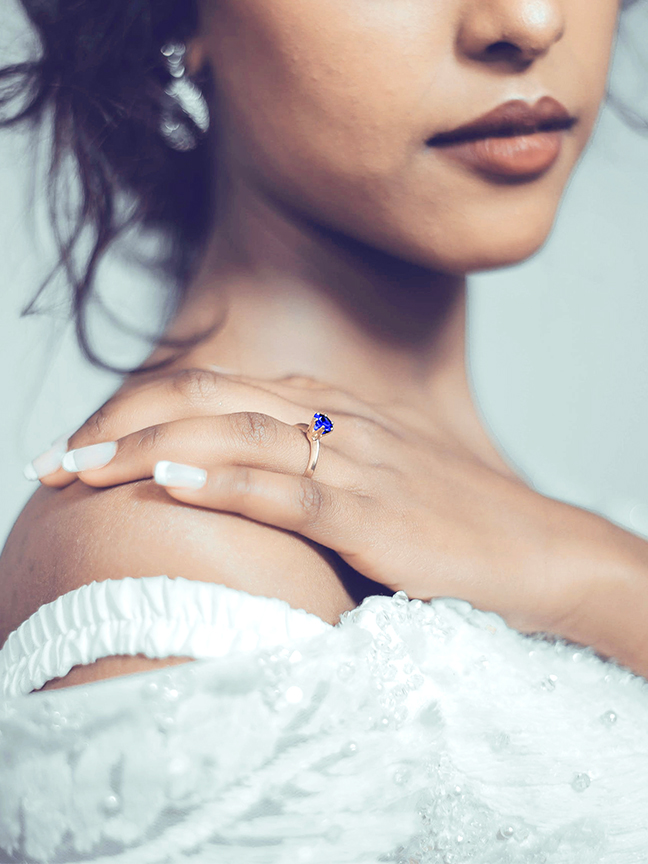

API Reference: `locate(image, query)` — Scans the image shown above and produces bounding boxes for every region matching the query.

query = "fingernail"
[50,432,72,450]
[24,463,39,481]
[62,441,118,473]
[24,436,70,481]
[154,461,207,490]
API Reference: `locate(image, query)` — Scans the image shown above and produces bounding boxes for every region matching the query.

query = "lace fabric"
[2,589,648,863]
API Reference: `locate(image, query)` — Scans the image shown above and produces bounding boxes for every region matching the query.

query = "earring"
[160,42,210,151]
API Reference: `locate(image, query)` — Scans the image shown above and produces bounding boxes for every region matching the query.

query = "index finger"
[27,369,302,487]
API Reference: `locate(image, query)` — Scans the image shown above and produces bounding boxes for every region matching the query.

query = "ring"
[293,413,334,478]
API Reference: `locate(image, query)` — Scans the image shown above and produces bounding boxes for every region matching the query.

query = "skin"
[3,0,642,690]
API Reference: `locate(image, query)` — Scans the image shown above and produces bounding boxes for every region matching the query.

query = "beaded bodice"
[1,578,648,863]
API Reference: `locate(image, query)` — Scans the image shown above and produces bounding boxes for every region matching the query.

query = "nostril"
[486,40,518,54]
[484,41,534,68]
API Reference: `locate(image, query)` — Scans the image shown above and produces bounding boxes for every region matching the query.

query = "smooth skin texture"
[3,0,643,689]
[27,367,648,677]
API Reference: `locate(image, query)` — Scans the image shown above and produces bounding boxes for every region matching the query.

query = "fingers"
[28,369,308,488]
[23,433,73,486]
[155,462,369,557]
[24,366,396,490]
[48,413,353,490]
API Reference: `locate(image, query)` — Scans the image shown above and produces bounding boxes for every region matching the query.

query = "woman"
[1,0,648,860]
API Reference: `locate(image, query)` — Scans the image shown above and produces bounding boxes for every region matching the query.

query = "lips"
[427,97,577,178]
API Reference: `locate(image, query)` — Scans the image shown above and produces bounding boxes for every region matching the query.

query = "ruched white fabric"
[0,575,331,697]
[2,578,648,863]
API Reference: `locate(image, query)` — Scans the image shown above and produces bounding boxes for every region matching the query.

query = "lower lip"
[432,130,564,178]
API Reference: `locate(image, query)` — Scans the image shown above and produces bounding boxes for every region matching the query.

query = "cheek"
[563,0,620,139]
[203,0,621,274]
[207,0,452,184]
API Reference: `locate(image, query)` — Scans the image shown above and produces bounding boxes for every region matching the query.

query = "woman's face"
[194,0,621,274]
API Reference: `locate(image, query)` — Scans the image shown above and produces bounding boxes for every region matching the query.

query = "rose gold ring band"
[293,413,334,478]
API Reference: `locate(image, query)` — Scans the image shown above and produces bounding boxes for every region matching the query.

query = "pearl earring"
[160,42,210,151]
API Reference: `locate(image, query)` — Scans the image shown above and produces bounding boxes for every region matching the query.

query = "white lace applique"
[2,590,648,863]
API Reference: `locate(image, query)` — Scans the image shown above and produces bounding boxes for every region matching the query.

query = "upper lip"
[427,97,576,146]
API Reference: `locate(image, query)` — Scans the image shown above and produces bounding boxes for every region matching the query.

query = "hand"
[29,367,588,638]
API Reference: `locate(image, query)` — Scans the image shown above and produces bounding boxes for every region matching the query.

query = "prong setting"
[308,413,334,441]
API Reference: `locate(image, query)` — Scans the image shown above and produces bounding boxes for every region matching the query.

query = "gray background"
[1,0,647,550]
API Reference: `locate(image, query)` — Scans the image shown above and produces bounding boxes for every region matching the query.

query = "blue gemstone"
[313,413,333,435]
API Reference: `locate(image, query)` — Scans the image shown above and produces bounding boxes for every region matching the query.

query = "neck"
[162,180,512,475]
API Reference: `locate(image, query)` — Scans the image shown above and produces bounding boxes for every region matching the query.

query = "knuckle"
[83,402,113,442]
[170,368,220,406]
[345,414,381,446]
[230,466,257,499]
[368,459,398,475]
[341,414,397,462]
[231,411,276,448]
[297,478,326,523]
[135,424,167,455]
[348,414,379,434]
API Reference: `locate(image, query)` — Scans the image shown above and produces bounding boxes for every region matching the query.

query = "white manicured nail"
[23,462,40,481]
[154,461,207,490]
[24,435,70,481]
[50,432,72,450]
[62,441,118,473]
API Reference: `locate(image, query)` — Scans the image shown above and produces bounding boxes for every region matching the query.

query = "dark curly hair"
[0,0,646,370]
[0,0,214,370]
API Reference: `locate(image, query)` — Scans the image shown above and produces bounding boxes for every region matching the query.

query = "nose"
[457,0,566,68]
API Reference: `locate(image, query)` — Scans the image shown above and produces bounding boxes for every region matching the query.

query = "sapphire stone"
[313,413,333,435]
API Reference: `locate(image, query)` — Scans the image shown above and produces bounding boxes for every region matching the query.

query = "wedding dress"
[1,573,648,864]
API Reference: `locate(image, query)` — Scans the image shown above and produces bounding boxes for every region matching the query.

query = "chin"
[462,232,554,274]
[414,204,561,275]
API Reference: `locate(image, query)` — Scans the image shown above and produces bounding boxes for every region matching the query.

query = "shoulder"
[0,477,360,649]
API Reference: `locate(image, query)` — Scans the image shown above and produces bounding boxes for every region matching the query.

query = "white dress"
[1,573,648,864]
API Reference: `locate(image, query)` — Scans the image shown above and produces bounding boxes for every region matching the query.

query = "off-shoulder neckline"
[0,575,336,698]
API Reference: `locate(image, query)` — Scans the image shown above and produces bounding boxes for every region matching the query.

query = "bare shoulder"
[0,478,363,651]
